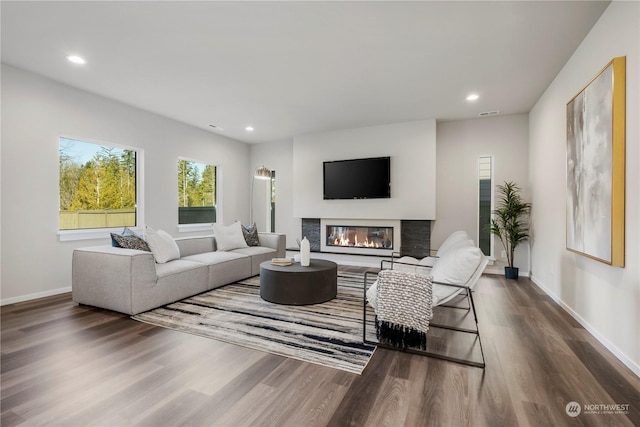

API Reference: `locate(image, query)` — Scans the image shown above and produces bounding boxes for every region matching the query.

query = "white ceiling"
[1,1,609,144]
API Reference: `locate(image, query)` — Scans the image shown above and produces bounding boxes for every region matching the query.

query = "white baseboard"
[529,274,640,378]
[1,286,72,306]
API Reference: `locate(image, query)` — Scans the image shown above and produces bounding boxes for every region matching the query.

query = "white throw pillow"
[443,238,475,257]
[393,256,419,274]
[145,227,181,263]
[212,221,249,251]
[366,280,378,309]
[436,231,472,257]
[418,256,437,268]
[431,245,482,287]
[414,256,435,275]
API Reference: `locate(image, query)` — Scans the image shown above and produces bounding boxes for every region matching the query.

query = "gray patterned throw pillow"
[242,223,261,247]
[110,233,151,252]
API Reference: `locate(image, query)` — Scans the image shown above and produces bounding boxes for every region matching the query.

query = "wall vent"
[479,110,500,117]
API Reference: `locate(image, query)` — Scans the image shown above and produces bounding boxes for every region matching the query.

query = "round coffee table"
[259,259,338,305]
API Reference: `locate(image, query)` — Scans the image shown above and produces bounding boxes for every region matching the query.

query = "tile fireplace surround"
[302,218,431,258]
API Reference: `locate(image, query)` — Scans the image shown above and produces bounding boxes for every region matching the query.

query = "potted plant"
[490,181,531,279]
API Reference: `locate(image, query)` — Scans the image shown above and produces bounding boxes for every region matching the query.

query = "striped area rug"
[132,272,376,375]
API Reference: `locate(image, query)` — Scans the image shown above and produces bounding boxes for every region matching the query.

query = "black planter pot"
[505,267,519,280]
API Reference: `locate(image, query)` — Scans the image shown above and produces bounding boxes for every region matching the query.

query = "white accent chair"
[363,231,488,368]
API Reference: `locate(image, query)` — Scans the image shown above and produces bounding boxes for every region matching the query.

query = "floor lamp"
[250,165,271,224]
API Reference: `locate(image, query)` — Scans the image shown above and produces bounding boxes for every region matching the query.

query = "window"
[178,159,217,224]
[270,170,276,232]
[59,137,137,231]
[478,156,493,256]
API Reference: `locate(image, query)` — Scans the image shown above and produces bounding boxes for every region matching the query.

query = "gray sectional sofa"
[72,232,286,315]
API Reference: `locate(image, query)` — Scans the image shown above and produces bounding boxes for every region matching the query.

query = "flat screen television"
[323,156,391,200]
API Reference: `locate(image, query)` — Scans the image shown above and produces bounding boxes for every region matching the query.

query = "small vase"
[300,237,310,267]
[505,267,519,280]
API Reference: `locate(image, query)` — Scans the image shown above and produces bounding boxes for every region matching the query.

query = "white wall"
[529,1,639,374]
[253,117,529,262]
[292,120,436,220]
[1,65,250,304]
[435,114,530,274]
[249,139,300,248]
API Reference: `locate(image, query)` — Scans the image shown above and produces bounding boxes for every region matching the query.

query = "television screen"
[323,157,390,200]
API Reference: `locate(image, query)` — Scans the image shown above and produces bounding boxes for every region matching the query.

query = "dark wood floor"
[2,268,639,427]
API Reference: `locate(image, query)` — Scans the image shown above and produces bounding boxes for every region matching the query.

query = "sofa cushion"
[229,246,274,257]
[154,259,208,279]
[145,227,181,263]
[182,251,251,289]
[231,246,279,276]
[213,222,249,251]
[175,236,215,257]
[181,250,248,266]
[154,260,210,307]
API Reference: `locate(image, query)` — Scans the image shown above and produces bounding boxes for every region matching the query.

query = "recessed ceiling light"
[466,94,479,101]
[245,126,254,132]
[67,55,86,65]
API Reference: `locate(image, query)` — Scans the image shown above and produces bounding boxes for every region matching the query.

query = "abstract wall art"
[566,56,625,266]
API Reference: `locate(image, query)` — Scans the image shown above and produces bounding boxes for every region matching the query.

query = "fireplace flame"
[334,234,350,246]
[333,233,382,248]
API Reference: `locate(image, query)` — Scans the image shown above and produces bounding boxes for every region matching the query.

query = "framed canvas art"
[566,56,625,266]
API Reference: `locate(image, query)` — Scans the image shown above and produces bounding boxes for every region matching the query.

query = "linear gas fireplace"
[326,225,393,250]
[320,219,400,256]
[307,218,429,258]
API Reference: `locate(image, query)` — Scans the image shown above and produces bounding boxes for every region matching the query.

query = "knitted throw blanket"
[375,269,433,350]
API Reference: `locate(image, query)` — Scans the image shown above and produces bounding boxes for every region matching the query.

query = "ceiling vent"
[479,110,500,117]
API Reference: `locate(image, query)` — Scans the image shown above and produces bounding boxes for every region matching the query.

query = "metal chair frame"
[362,257,486,369]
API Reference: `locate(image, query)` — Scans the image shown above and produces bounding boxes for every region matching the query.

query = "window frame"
[57,135,144,242]
[176,157,220,233]
[477,155,494,259]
